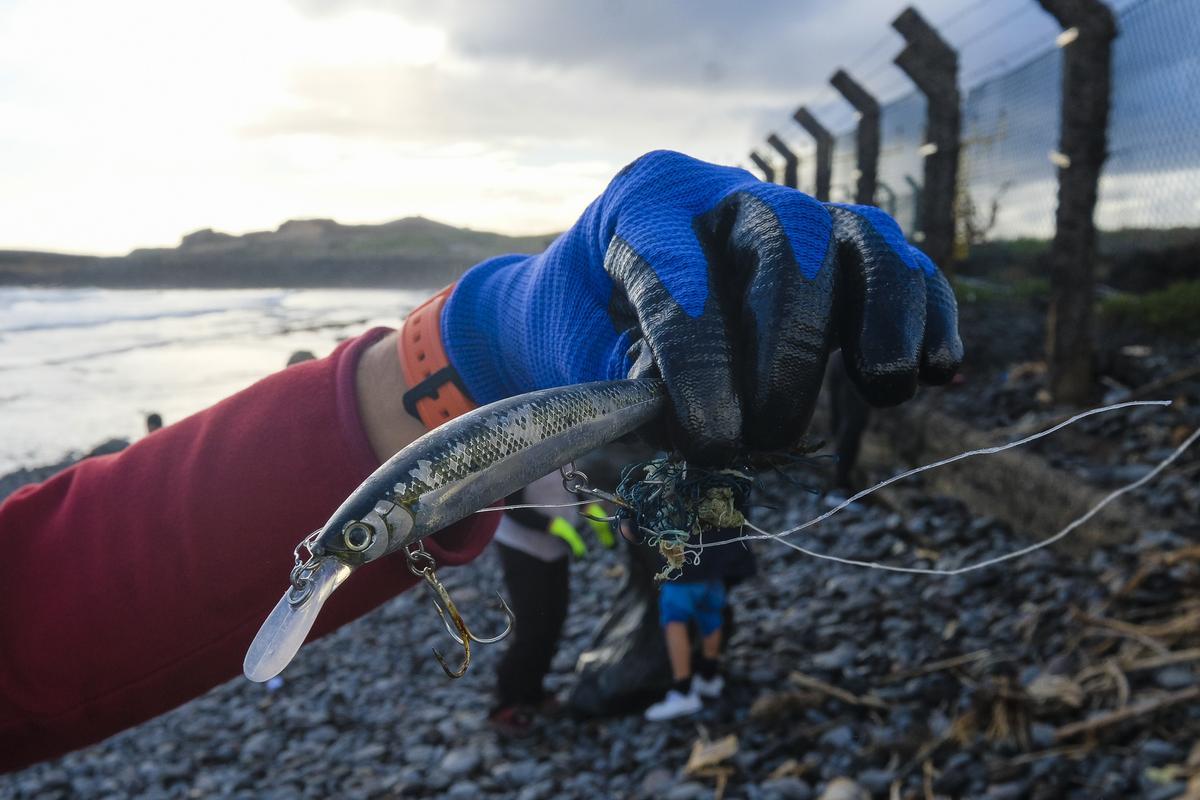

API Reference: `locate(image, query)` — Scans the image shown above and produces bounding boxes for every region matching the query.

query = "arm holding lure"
[0,328,497,773]
[0,150,961,772]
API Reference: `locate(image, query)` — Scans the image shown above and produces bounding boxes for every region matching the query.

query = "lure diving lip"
[243,378,667,682]
[243,558,351,683]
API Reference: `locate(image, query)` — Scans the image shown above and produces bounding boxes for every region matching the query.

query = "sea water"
[0,286,427,474]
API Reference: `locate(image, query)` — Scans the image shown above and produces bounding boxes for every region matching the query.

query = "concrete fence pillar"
[830,69,880,205]
[1039,0,1117,404]
[793,106,834,201]
[893,6,961,274]
[749,151,776,183]
[766,134,799,189]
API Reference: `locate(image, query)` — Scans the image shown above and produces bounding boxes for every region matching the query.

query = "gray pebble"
[761,777,814,800]
[856,768,893,795]
[1144,785,1187,800]
[640,767,675,796]
[439,747,481,777]
[445,780,481,799]
[820,725,857,749]
[811,643,857,671]
[1139,738,1180,765]
[515,780,555,800]
[1154,666,1196,689]
[666,781,713,800]
[984,782,1029,800]
[1030,722,1057,749]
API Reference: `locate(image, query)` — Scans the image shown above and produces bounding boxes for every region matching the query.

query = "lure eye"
[343,522,374,552]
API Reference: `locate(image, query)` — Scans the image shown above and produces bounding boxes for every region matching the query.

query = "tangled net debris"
[611,456,757,582]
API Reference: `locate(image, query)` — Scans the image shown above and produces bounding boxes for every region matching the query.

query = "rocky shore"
[0,439,128,504]
[3,290,1196,799]
[2,465,1196,799]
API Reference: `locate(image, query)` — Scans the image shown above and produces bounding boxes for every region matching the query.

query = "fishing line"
[688,399,1192,574]
[745,424,1199,575]
[474,499,597,514]
[471,399,1195,579]
[706,399,1171,549]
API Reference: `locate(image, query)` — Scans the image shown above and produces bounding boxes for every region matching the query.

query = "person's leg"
[700,627,722,660]
[692,581,727,698]
[658,583,695,681]
[664,622,692,682]
[645,584,703,721]
[527,554,570,710]
[830,351,872,491]
[494,544,553,710]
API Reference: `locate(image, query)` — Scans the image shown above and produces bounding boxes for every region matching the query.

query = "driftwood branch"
[880,649,991,683]
[1054,686,1200,741]
[789,671,889,710]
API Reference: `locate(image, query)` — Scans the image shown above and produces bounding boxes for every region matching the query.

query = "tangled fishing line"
[705,400,1197,575]
[481,399,1197,579]
[610,457,756,581]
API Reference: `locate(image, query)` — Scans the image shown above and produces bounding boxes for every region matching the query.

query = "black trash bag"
[567,540,671,716]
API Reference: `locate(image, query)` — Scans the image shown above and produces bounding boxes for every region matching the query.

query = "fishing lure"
[244,378,666,683]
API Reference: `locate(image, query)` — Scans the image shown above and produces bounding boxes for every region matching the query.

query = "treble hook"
[406,542,515,679]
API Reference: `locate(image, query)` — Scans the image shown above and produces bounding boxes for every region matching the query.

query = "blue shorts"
[659,580,726,636]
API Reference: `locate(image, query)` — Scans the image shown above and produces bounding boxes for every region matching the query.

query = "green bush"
[951,275,1049,305]
[1100,279,1200,338]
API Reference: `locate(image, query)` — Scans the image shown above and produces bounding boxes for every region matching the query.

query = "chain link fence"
[956,0,1199,248]
[780,0,1198,262]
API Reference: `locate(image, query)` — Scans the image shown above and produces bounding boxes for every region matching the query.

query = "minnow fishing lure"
[244,378,666,683]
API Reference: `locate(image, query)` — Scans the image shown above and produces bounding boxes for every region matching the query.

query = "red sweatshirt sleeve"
[0,327,497,772]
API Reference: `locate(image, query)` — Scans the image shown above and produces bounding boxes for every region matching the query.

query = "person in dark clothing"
[828,349,872,492]
[489,471,611,735]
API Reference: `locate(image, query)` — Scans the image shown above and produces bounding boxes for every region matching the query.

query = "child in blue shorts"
[644,526,756,721]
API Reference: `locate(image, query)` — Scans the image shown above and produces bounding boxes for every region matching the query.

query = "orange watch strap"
[398,285,477,428]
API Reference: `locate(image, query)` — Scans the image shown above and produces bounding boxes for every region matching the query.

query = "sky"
[0,0,1073,255]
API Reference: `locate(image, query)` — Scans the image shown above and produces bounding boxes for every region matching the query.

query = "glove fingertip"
[919,268,965,385]
[846,360,920,408]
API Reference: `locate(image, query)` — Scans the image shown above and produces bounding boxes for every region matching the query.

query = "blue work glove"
[442,150,961,463]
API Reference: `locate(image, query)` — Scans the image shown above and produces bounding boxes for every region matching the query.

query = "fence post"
[877,181,898,218]
[892,6,960,274]
[1039,0,1117,405]
[766,134,799,189]
[830,69,880,205]
[748,151,776,183]
[905,175,924,232]
[793,107,833,201]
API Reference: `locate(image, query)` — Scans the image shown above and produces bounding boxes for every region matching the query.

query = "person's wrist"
[355,330,428,462]
[398,286,478,428]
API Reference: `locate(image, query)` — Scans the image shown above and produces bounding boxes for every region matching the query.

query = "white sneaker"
[644,689,702,721]
[692,674,725,699]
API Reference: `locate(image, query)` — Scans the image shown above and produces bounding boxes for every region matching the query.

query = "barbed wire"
[747,0,1197,246]
[948,2,1044,51]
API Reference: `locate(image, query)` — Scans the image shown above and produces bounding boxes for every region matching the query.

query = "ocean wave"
[0,287,289,334]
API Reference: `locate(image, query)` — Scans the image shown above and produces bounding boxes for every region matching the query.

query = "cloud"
[0,0,1091,254]
[291,0,866,93]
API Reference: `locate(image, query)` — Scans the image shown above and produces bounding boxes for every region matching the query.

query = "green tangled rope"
[614,457,754,582]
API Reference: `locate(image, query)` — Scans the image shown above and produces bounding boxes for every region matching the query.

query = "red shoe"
[488,705,536,738]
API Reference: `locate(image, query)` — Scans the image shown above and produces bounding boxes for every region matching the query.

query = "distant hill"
[0,217,559,288]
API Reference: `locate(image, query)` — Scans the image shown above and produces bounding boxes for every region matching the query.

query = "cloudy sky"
[1,0,1074,254]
